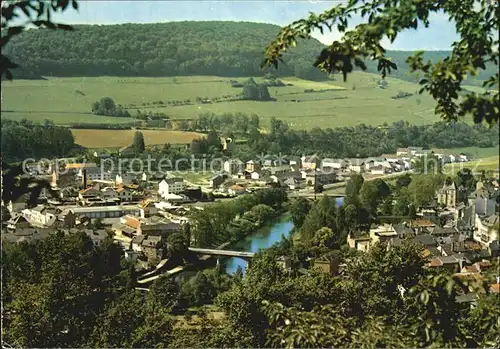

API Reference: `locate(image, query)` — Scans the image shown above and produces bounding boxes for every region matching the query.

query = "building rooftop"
[64,205,140,214]
[482,214,499,227]
[413,234,436,246]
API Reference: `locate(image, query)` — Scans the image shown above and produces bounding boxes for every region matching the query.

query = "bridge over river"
[187,247,255,259]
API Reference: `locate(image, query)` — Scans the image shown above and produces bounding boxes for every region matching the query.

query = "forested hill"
[4,21,327,80]
[4,21,495,84]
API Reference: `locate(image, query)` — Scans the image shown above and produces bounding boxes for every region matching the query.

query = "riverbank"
[225,213,294,274]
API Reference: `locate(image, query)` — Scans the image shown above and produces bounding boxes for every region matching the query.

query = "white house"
[458,154,469,162]
[348,159,365,173]
[223,160,244,174]
[245,160,260,173]
[396,148,409,156]
[76,166,112,183]
[370,166,386,175]
[250,172,262,180]
[85,229,108,247]
[301,155,321,170]
[321,158,346,169]
[473,214,499,246]
[158,178,185,197]
[22,205,58,227]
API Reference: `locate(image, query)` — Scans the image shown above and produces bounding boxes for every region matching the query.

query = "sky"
[43,0,459,50]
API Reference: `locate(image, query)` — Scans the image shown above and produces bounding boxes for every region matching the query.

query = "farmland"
[431,146,500,159]
[70,129,204,149]
[443,155,499,174]
[1,73,444,130]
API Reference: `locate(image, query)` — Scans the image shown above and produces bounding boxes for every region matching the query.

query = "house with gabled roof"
[311,254,340,275]
[348,158,365,173]
[245,160,261,173]
[79,186,101,201]
[22,205,60,227]
[138,199,158,218]
[116,185,134,202]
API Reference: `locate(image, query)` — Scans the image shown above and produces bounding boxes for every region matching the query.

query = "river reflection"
[224,196,344,274]
[224,217,294,274]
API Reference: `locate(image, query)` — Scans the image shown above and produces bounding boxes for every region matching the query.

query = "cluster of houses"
[346,179,499,304]
[396,146,470,163]
[212,154,414,192]
[1,163,196,267]
[209,145,475,194]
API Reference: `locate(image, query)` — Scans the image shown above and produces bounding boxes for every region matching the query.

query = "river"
[224,196,344,274]
[224,215,295,274]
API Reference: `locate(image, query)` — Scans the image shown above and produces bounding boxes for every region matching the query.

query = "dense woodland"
[4,21,495,84]
[1,119,76,162]
[4,22,325,81]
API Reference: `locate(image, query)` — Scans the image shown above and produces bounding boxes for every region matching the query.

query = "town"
[2,145,497,277]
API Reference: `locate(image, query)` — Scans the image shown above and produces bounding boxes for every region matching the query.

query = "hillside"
[4,21,496,85]
[4,21,327,80]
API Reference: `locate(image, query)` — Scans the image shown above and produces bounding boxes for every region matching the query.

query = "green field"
[443,155,499,174]
[432,146,500,159]
[1,73,445,129]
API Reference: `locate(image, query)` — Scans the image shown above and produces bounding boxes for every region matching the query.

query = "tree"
[456,168,476,191]
[345,174,364,205]
[132,131,145,153]
[395,173,412,188]
[242,78,272,101]
[206,129,222,150]
[250,114,260,129]
[148,275,180,311]
[289,198,311,229]
[392,187,412,217]
[407,173,444,207]
[344,204,359,230]
[300,196,337,244]
[359,178,391,213]
[178,119,190,131]
[263,0,499,125]
[313,227,335,249]
[93,217,104,229]
[91,97,124,116]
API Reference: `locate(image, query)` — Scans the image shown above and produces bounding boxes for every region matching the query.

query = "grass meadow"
[443,155,499,174]
[1,73,444,129]
[432,146,500,159]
